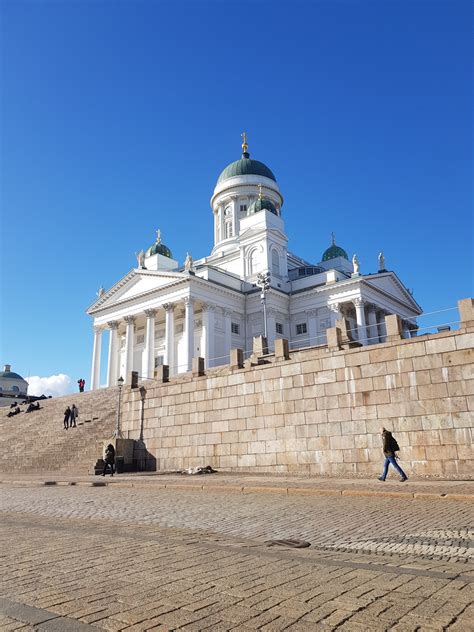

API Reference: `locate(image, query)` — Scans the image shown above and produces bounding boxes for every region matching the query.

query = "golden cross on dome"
[331,232,336,245]
[155,229,162,244]
[258,183,263,200]
[241,131,248,154]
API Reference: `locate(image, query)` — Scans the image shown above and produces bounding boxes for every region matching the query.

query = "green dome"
[322,244,348,262]
[0,370,24,380]
[146,242,172,258]
[217,152,276,184]
[247,197,278,216]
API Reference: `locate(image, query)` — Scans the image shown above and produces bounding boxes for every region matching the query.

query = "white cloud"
[25,374,74,398]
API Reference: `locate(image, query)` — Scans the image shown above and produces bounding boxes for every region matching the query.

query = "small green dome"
[247,197,278,216]
[322,240,348,262]
[146,231,172,258]
[217,152,276,184]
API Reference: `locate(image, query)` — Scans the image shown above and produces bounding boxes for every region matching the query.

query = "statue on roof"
[352,254,360,275]
[378,251,386,271]
[184,252,193,273]
[97,286,105,298]
[135,249,145,268]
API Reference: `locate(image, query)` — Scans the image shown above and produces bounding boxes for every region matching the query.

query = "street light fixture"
[256,271,271,339]
[114,376,124,438]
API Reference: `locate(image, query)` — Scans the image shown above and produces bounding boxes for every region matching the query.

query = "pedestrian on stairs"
[102,444,115,476]
[378,427,408,482]
[70,404,78,428]
[63,406,71,429]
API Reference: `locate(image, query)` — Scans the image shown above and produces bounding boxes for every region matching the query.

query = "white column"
[223,308,232,358]
[124,315,136,384]
[329,302,341,327]
[366,305,379,345]
[143,309,157,379]
[306,309,318,346]
[267,307,277,351]
[106,321,119,387]
[90,326,103,390]
[163,303,175,373]
[183,297,194,372]
[354,298,368,346]
[201,304,216,368]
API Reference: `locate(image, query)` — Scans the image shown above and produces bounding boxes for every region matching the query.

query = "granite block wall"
[121,305,473,479]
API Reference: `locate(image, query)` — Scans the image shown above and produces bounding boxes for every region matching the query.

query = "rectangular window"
[240,204,247,213]
[136,334,145,344]
[231,323,240,335]
[276,322,283,335]
[154,356,164,368]
[296,323,307,335]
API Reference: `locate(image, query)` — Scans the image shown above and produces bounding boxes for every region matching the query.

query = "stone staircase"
[0,388,117,474]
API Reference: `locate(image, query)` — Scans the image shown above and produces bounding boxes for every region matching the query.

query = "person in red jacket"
[77,378,85,392]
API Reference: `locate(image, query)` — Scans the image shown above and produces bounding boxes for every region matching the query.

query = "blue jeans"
[381,455,407,480]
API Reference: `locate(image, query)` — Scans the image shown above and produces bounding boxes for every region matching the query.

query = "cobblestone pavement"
[1,485,473,631]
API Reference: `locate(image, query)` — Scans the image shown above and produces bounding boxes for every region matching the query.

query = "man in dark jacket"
[63,407,71,429]
[102,444,115,476]
[378,427,408,482]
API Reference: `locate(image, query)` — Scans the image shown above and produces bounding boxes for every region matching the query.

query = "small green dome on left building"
[321,234,348,262]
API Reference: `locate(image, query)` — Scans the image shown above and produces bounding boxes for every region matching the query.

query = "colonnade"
[90,298,234,390]
[326,299,413,346]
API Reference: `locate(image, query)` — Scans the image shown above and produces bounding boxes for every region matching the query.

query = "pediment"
[364,273,422,313]
[87,269,186,313]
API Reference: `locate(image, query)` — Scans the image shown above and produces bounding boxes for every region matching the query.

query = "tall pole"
[114,376,124,438]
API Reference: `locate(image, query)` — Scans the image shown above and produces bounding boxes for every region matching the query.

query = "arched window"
[248,249,259,276]
[272,249,280,276]
[224,207,233,239]
[11,385,19,392]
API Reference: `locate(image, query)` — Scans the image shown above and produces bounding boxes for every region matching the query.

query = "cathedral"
[87,135,422,388]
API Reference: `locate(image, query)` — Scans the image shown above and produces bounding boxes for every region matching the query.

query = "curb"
[1,479,472,502]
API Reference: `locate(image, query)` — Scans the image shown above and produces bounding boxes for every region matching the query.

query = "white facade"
[87,141,422,389]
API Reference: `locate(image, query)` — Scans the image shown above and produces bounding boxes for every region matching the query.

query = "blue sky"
[1,0,472,394]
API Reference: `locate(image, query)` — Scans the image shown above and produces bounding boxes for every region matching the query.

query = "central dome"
[217,152,276,184]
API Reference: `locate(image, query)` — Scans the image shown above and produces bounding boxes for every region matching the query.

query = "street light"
[256,271,271,339]
[114,376,124,438]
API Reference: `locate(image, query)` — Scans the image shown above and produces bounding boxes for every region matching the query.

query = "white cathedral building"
[87,136,422,389]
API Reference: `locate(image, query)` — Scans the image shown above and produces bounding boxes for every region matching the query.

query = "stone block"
[448,380,474,396]
[397,340,427,359]
[324,381,348,396]
[361,362,388,378]
[425,337,457,355]
[155,365,169,383]
[330,435,355,449]
[351,405,377,420]
[455,332,474,349]
[320,354,346,370]
[230,348,244,369]
[327,407,352,422]
[326,326,342,350]
[385,314,403,341]
[425,445,458,461]
[280,362,302,377]
[255,453,277,466]
[274,338,290,360]
[452,411,473,428]
[408,429,441,446]
[252,335,268,356]
[458,297,474,327]
[346,350,371,367]
[361,390,390,406]
[342,448,369,463]
[304,410,328,424]
[341,420,366,435]
[442,348,473,366]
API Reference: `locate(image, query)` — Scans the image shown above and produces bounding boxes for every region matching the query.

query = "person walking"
[63,406,71,429]
[102,444,115,476]
[378,427,408,482]
[70,404,78,428]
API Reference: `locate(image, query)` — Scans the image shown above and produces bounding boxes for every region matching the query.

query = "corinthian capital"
[162,302,175,312]
[353,298,366,308]
[144,308,157,318]
[329,302,340,313]
[124,315,136,325]
[107,320,119,330]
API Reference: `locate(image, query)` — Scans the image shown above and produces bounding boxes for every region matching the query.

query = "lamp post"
[256,271,271,339]
[114,376,124,438]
